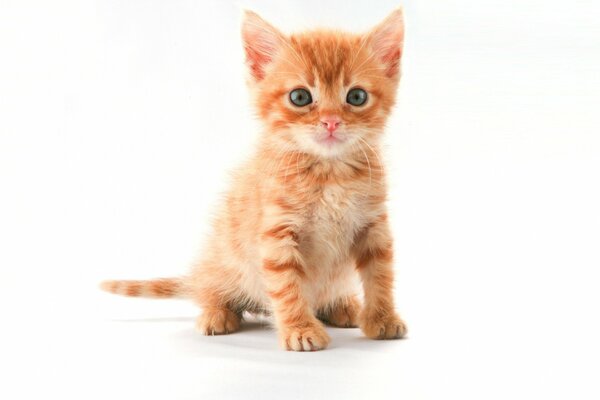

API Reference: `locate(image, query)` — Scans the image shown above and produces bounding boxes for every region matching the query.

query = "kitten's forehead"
[289,31,363,88]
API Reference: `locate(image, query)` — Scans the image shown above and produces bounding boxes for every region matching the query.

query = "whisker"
[349,35,370,71]
[352,50,377,75]
[295,150,302,180]
[357,136,386,178]
[352,141,372,192]
[280,38,310,71]
[263,142,294,194]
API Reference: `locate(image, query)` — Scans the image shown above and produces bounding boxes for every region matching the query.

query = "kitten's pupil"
[290,88,313,107]
[346,88,368,106]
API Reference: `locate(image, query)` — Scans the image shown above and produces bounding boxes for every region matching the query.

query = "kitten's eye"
[346,88,368,106]
[289,88,313,107]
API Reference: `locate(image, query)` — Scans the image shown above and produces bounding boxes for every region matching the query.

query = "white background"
[1,0,599,399]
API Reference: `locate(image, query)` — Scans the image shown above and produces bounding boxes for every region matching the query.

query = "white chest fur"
[301,185,370,266]
[296,184,369,307]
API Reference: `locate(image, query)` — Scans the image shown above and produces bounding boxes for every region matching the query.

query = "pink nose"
[321,116,341,134]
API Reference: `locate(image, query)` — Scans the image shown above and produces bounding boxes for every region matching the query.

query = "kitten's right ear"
[367,8,405,78]
[241,10,285,81]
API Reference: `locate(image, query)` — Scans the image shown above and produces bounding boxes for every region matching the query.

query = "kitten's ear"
[241,10,285,81]
[367,8,405,78]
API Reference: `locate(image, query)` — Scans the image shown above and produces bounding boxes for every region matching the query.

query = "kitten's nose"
[320,116,341,134]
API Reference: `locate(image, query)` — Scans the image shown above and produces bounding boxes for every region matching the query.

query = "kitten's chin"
[301,136,354,159]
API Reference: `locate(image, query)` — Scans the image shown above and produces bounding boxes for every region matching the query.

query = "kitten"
[102,8,407,351]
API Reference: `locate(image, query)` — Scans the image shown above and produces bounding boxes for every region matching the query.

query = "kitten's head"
[242,9,404,159]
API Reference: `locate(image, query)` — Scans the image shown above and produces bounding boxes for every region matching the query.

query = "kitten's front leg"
[260,218,330,351]
[354,213,407,339]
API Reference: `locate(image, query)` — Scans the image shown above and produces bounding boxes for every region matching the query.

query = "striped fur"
[100,278,183,298]
[101,8,407,351]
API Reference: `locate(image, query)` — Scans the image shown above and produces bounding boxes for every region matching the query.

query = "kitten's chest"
[301,185,370,258]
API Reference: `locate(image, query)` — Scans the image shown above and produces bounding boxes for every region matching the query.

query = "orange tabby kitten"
[102,8,407,351]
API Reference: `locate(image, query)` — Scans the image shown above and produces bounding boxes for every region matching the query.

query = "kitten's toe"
[360,311,407,340]
[280,322,330,351]
[196,309,241,335]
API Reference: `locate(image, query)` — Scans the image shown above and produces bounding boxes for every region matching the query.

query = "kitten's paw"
[196,308,241,335]
[280,322,331,351]
[324,297,361,328]
[360,311,407,340]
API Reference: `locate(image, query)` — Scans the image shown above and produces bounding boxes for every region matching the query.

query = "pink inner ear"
[242,12,281,81]
[244,41,273,81]
[380,44,401,78]
[370,11,404,78]
[372,32,403,77]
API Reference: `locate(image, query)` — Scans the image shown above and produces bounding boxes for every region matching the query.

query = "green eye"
[289,88,313,107]
[346,88,368,106]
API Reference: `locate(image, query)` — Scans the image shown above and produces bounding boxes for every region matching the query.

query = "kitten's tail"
[100,277,187,299]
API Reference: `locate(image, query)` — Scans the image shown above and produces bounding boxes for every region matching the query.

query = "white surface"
[1,0,599,399]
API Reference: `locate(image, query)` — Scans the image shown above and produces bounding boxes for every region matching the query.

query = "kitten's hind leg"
[196,307,241,335]
[193,284,243,335]
[318,295,361,328]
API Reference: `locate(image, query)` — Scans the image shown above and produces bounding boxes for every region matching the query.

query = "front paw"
[280,322,331,351]
[360,310,407,339]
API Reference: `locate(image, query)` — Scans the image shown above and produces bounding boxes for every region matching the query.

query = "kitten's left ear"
[241,10,285,81]
[367,8,405,78]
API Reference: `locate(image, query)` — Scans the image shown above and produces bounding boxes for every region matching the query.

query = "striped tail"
[100,277,185,299]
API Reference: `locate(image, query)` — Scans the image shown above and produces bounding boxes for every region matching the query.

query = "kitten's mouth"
[315,133,345,146]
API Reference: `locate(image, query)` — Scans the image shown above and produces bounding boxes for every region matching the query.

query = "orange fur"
[100,278,182,298]
[318,295,361,328]
[101,8,407,351]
